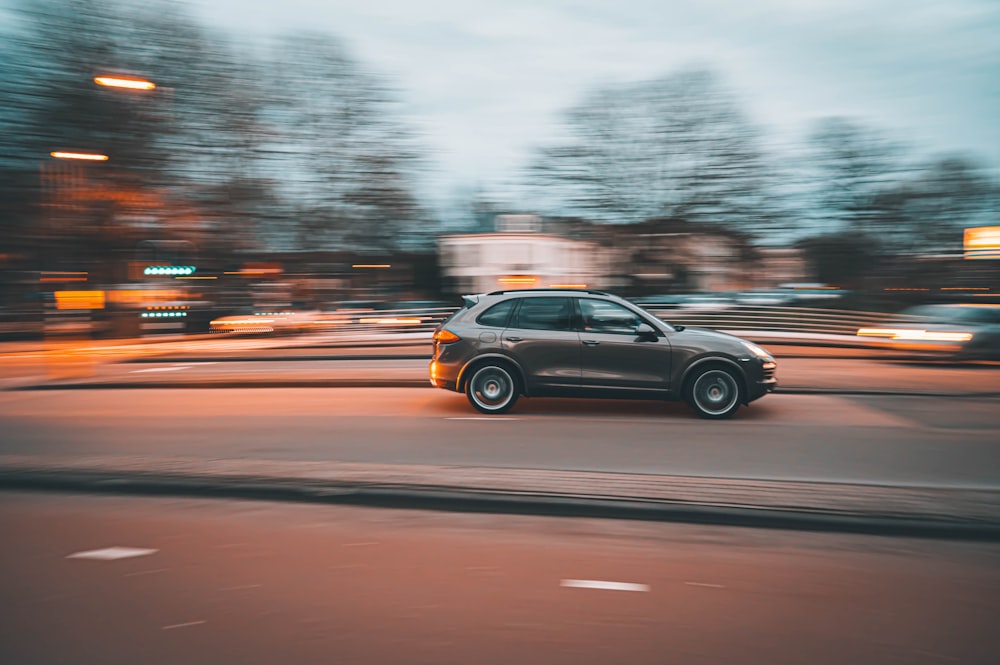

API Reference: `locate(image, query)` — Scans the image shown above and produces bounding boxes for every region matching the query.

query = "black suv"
[430,289,777,418]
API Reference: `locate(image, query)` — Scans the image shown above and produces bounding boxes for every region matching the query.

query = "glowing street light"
[94,76,156,91]
[50,151,109,161]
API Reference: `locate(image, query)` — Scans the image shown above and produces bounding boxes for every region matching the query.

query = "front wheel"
[466,364,519,414]
[685,367,742,419]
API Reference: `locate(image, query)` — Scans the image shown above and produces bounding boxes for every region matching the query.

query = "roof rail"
[485,288,615,297]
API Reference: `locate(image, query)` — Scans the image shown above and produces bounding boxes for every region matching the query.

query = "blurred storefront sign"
[54,290,105,310]
[225,262,284,277]
[964,226,1000,260]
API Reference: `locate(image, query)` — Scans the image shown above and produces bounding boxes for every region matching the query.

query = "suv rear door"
[501,296,581,392]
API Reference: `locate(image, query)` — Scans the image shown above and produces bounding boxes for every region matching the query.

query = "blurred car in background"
[857,304,1000,359]
[209,309,329,335]
[633,294,737,311]
[630,294,688,309]
[734,290,798,306]
[675,294,737,311]
[209,301,457,335]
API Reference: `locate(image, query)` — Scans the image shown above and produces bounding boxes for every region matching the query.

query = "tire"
[685,366,742,419]
[466,363,519,414]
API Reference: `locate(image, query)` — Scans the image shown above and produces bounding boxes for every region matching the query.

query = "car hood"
[676,326,746,342]
[671,326,756,353]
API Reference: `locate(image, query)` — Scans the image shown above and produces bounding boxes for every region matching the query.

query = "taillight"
[433,329,461,344]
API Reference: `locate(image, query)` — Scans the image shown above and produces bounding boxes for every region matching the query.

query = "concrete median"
[1,455,998,540]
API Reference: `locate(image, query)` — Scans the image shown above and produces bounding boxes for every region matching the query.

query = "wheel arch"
[679,356,749,404]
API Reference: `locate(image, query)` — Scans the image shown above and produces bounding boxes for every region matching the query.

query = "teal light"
[144,265,197,276]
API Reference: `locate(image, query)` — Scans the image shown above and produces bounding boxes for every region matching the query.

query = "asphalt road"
[1,491,997,665]
[1,387,998,488]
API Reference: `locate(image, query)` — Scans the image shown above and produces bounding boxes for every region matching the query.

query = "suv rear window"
[476,299,516,327]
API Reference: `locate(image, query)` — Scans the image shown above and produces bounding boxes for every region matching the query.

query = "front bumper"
[746,359,777,402]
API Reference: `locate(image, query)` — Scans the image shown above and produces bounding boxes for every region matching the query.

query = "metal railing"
[638,304,902,336]
[210,303,918,341]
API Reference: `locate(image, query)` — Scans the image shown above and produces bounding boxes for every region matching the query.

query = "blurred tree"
[804,117,997,256]
[120,1,280,253]
[2,2,135,282]
[795,232,882,289]
[802,117,909,245]
[0,0,430,283]
[527,69,776,235]
[0,0,277,276]
[257,33,426,252]
[874,156,995,254]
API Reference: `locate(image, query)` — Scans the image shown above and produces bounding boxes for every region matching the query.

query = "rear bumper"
[429,359,459,392]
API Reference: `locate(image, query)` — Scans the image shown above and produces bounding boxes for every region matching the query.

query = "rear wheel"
[685,366,742,419]
[466,363,519,414]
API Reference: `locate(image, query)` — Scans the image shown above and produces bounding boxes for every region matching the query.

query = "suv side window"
[579,298,644,335]
[511,297,575,331]
[476,299,516,327]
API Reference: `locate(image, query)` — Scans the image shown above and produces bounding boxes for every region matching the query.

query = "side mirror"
[635,323,658,340]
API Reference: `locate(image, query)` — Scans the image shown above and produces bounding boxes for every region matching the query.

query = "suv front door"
[501,296,581,392]
[576,297,672,393]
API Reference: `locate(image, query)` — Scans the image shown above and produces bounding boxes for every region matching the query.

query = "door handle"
[505,336,523,343]
[582,340,600,347]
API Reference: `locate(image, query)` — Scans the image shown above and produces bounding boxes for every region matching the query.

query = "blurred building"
[438,215,607,294]
[755,247,810,288]
[549,217,763,295]
[438,214,788,296]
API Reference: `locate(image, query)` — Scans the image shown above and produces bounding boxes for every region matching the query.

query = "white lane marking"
[219,584,262,592]
[685,581,725,588]
[446,417,521,421]
[125,568,169,577]
[67,547,158,561]
[561,579,650,592]
[130,366,190,373]
[176,362,215,366]
[162,620,206,630]
[342,542,379,547]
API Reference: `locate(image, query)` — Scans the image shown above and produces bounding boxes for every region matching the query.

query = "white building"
[439,215,606,294]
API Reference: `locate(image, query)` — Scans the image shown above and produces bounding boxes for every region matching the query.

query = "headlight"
[742,341,773,360]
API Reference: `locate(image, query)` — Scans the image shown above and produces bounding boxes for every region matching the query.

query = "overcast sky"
[127,0,1000,201]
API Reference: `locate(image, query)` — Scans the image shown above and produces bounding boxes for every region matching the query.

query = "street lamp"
[94,76,156,91]
[50,151,109,161]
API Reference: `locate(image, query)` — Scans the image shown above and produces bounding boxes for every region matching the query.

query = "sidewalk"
[1,455,998,539]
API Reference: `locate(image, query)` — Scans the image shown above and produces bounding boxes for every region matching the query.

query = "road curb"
[774,388,1000,398]
[1,458,998,541]
[123,354,431,363]
[10,379,433,390]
